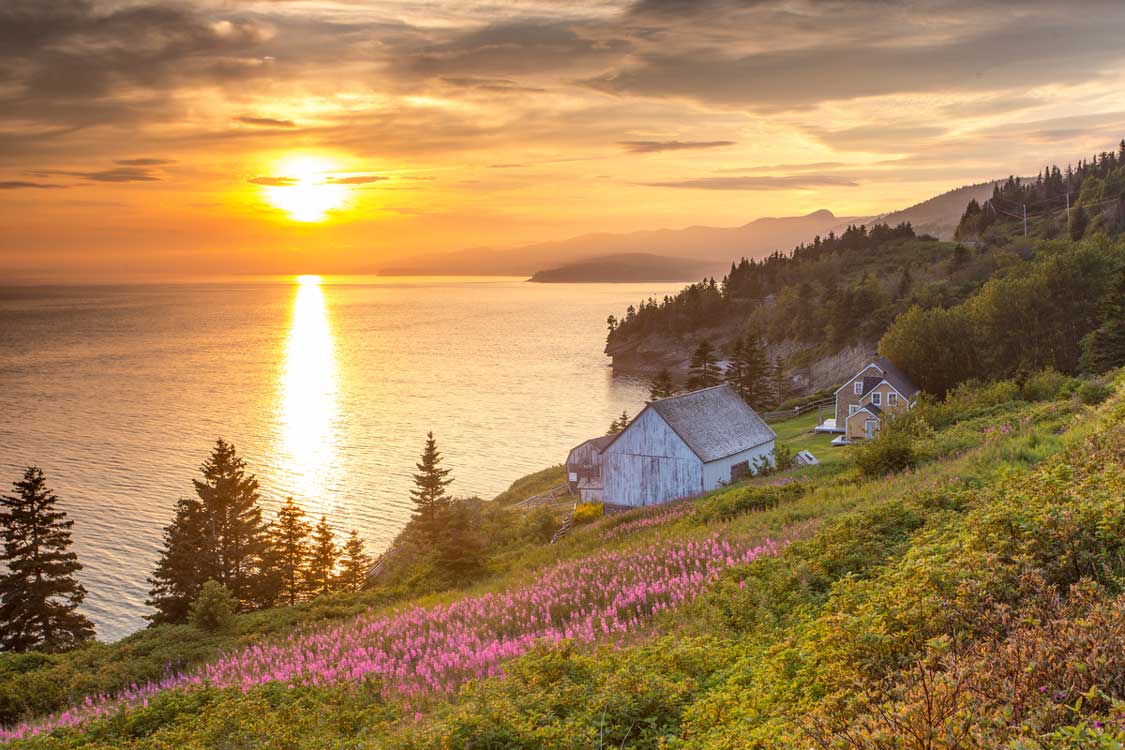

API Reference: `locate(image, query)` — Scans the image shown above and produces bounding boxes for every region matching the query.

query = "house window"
[888,393,898,407]
[849,405,859,415]
[730,460,751,482]
[853,381,863,395]
[871,392,882,406]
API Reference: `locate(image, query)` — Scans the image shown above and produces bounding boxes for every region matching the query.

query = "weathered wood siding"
[701,440,776,490]
[602,408,703,507]
[859,382,911,416]
[846,409,880,440]
[566,439,606,501]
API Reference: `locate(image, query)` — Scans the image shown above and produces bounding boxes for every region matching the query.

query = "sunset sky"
[4,0,1125,280]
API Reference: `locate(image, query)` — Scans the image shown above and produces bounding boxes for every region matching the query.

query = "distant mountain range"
[380,180,1002,279]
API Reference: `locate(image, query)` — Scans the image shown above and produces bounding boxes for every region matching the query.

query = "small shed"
[601,384,777,507]
[565,434,613,503]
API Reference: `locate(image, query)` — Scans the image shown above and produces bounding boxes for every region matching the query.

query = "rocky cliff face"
[606,328,875,396]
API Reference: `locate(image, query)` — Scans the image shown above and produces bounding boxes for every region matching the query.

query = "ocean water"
[0,276,679,640]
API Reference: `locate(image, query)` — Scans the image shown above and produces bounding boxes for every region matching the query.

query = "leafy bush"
[693,483,804,524]
[850,417,919,477]
[571,502,604,525]
[188,581,236,633]
[1021,368,1077,401]
[1079,380,1114,405]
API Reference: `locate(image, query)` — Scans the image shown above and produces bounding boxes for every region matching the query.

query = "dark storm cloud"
[0,181,67,189]
[236,116,298,128]
[641,175,858,189]
[619,140,735,153]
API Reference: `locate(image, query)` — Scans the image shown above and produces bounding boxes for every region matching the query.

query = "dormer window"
[871,392,882,406]
[849,405,858,415]
[853,381,863,395]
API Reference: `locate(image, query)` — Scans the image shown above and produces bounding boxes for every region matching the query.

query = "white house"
[598,384,777,507]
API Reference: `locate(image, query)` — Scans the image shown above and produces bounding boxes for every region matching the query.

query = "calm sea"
[0,276,679,640]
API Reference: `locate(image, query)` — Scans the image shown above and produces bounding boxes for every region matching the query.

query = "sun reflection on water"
[277,275,339,511]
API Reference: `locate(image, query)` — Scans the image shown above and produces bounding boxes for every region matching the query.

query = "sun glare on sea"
[276,274,340,510]
[264,156,348,222]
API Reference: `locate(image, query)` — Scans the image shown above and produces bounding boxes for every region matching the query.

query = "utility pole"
[1022,203,1027,237]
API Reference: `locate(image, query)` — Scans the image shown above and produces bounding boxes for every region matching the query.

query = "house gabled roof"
[835,357,920,400]
[873,356,920,400]
[846,403,882,422]
[605,384,776,463]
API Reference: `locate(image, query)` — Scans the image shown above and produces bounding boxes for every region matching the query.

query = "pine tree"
[686,340,720,389]
[724,338,747,398]
[305,516,338,597]
[337,530,372,593]
[1070,205,1088,240]
[736,332,770,408]
[271,498,311,606]
[0,467,95,652]
[607,410,630,435]
[146,496,209,624]
[1080,269,1125,373]
[648,369,676,400]
[410,432,453,545]
[147,439,270,623]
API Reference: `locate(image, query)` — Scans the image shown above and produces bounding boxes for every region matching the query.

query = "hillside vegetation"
[1,366,1122,748]
[606,139,1125,397]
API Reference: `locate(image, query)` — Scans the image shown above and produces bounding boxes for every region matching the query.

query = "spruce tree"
[337,530,372,593]
[724,338,747,399]
[607,410,630,435]
[305,515,338,597]
[648,369,676,400]
[737,332,770,408]
[1080,269,1125,373]
[686,340,720,389]
[146,496,209,624]
[271,498,311,606]
[0,467,95,652]
[147,439,270,622]
[1070,205,1088,240]
[410,432,453,545]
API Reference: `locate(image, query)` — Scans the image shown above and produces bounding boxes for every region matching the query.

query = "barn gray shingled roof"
[648,384,777,463]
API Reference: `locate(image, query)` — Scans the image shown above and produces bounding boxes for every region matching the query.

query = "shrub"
[1021,368,1076,401]
[693,483,804,524]
[1078,381,1113,405]
[571,502,604,525]
[189,581,236,633]
[850,417,919,477]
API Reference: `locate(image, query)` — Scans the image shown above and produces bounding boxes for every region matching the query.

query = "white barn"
[600,384,777,507]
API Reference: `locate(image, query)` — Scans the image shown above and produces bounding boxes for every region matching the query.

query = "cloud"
[115,158,175,166]
[0,180,66,189]
[29,166,162,182]
[324,175,386,184]
[619,140,735,153]
[248,176,298,186]
[440,77,546,93]
[641,175,859,190]
[805,125,946,153]
[236,116,297,128]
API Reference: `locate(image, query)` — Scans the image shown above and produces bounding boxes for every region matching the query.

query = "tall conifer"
[305,516,338,597]
[337,530,372,593]
[271,498,311,606]
[410,432,453,544]
[0,467,95,652]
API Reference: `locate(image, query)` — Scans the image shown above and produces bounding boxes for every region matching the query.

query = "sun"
[263,156,349,223]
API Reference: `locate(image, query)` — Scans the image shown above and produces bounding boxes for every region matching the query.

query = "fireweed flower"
[0,525,808,741]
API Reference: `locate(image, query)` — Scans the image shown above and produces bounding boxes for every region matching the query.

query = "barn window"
[730,461,751,482]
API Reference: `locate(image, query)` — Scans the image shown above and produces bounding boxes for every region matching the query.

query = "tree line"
[0,430,475,652]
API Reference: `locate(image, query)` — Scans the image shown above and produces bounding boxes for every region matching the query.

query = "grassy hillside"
[2,369,1121,748]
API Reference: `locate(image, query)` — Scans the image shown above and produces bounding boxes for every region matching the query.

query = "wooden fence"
[510,483,574,511]
[762,397,835,422]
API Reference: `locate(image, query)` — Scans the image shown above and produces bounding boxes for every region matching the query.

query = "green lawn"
[768,410,850,473]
